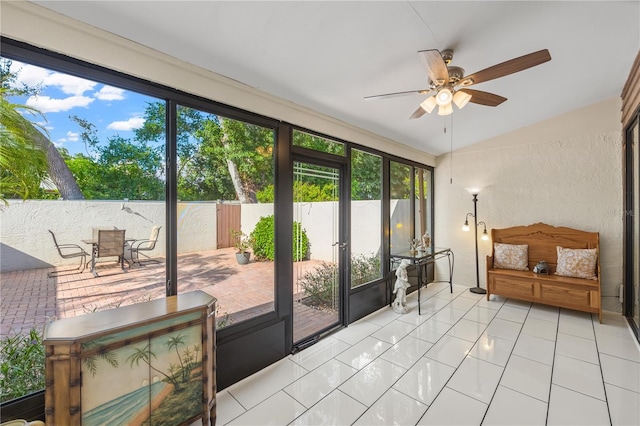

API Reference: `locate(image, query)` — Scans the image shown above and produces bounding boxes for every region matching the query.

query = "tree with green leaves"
[136,103,274,203]
[0,59,84,201]
[0,87,48,203]
[69,116,165,200]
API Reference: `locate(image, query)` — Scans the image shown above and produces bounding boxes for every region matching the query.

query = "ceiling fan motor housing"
[447,66,465,84]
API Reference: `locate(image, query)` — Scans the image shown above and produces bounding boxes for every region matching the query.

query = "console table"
[390,247,454,314]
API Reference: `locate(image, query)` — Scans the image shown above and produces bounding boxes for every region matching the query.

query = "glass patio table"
[390,247,454,315]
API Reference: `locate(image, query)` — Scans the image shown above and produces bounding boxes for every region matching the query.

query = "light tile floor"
[217,282,640,426]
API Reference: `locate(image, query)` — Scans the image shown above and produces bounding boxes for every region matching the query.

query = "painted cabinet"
[44,291,216,425]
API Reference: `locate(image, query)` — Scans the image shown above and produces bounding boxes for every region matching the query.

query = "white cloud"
[66,131,79,142]
[107,117,145,131]
[95,86,125,101]
[25,95,94,113]
[16,63,96,95]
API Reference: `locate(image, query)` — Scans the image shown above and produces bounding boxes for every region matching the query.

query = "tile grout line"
[592,312,614,426]
[476,300,530,425]
[351,285,473,425]
[412,290,508,424]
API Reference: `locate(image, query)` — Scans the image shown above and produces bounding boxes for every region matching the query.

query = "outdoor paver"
[1,248,331,338]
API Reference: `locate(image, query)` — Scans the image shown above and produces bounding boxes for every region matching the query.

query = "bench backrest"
[491,222,599,274]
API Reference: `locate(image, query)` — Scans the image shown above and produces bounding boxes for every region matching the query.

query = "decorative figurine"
[410,238,421,253]
[422,232,431,250]
[392,259,411,314]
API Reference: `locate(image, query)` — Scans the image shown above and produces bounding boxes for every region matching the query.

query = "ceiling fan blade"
[364,89,431,101]
[460,89,507,107]
[461,49,551,87]
[409,106,427,119]
[418,50,449,85]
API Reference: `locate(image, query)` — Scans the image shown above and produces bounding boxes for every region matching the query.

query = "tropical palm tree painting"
[80,325,203,426]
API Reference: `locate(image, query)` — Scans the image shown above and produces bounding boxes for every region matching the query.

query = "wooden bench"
[486,222,601,322]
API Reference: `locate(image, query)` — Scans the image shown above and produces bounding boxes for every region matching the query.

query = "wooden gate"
[216,203,241,248]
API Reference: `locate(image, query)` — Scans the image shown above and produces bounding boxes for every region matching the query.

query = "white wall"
[0,200,217,272]
[0,199,391,271]
[242,201,386,262]
[434,98,624,313]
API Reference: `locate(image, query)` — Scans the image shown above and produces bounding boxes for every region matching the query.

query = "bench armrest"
[486,255,493,269]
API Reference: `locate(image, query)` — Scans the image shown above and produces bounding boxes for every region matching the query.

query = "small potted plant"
[229,228,253,265]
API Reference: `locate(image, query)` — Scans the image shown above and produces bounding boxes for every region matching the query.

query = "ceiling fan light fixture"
[420,96,437,113]
[437,103,453,116]
[435,88,453,106]
[453,91,472,109]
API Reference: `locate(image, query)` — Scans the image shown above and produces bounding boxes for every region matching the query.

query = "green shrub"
[250,216,275,260]
[256,182,338,203]
[0,327,46,402]
[298,262,339,310]
[350,253,382,287]
[299,254,382,309]
[250,215,309,261]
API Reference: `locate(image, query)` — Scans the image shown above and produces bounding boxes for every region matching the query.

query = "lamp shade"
[435,88,453,106]
[453,90,472,109]
[420,96,437,113]
[437,103,453,116]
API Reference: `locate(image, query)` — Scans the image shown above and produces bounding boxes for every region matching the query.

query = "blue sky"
[5,58,160,156]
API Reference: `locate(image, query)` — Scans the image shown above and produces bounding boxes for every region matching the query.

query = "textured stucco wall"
[434,98,624,313]
[242,201,385,262]
[0,200,217,272]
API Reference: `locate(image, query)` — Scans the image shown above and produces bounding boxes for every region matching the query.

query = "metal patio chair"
[128,225,161,266]
[90,229,126,277]
[48,230,88,277]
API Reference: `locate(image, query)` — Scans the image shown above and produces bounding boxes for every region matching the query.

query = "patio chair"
[91,229,127,277]
[129,225,161,266]
[48,230,88,277]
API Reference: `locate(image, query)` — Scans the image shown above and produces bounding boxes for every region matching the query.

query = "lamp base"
[469,287,487,294]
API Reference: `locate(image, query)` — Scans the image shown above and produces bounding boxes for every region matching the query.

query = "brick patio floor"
[0,248,337,342]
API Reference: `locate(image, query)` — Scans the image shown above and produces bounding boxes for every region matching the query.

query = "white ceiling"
[34,1,640,156]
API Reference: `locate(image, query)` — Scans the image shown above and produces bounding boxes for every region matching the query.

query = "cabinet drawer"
[540,284,591,309]
[491,275,535,298]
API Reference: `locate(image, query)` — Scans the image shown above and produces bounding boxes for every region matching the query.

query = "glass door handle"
[332,242,348,250]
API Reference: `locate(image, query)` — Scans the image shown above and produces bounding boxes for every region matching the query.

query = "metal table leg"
[91,244,98,277]
[417,259,422,315]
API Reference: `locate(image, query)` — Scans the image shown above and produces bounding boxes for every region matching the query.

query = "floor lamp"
[462,192,489,294]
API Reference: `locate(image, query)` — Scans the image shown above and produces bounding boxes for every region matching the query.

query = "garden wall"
[1,199,410,271]
[0,200,216,272]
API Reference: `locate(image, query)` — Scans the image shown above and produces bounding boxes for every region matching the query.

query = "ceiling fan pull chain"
[450,113,454,184]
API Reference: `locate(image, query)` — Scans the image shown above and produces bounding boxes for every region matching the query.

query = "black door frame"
[623,111,640,343]
[290,151,349,348]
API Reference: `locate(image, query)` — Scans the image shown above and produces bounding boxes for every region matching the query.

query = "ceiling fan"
[365,48,551,118]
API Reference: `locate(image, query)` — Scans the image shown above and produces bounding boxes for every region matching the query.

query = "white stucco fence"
[0,200,215,272]
[1,199,410,272]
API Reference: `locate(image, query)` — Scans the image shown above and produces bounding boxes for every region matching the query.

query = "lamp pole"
[469,193,487,294]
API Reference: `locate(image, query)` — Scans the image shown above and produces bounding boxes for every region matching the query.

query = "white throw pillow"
[493,243,529,271]
[555,246,597,280]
